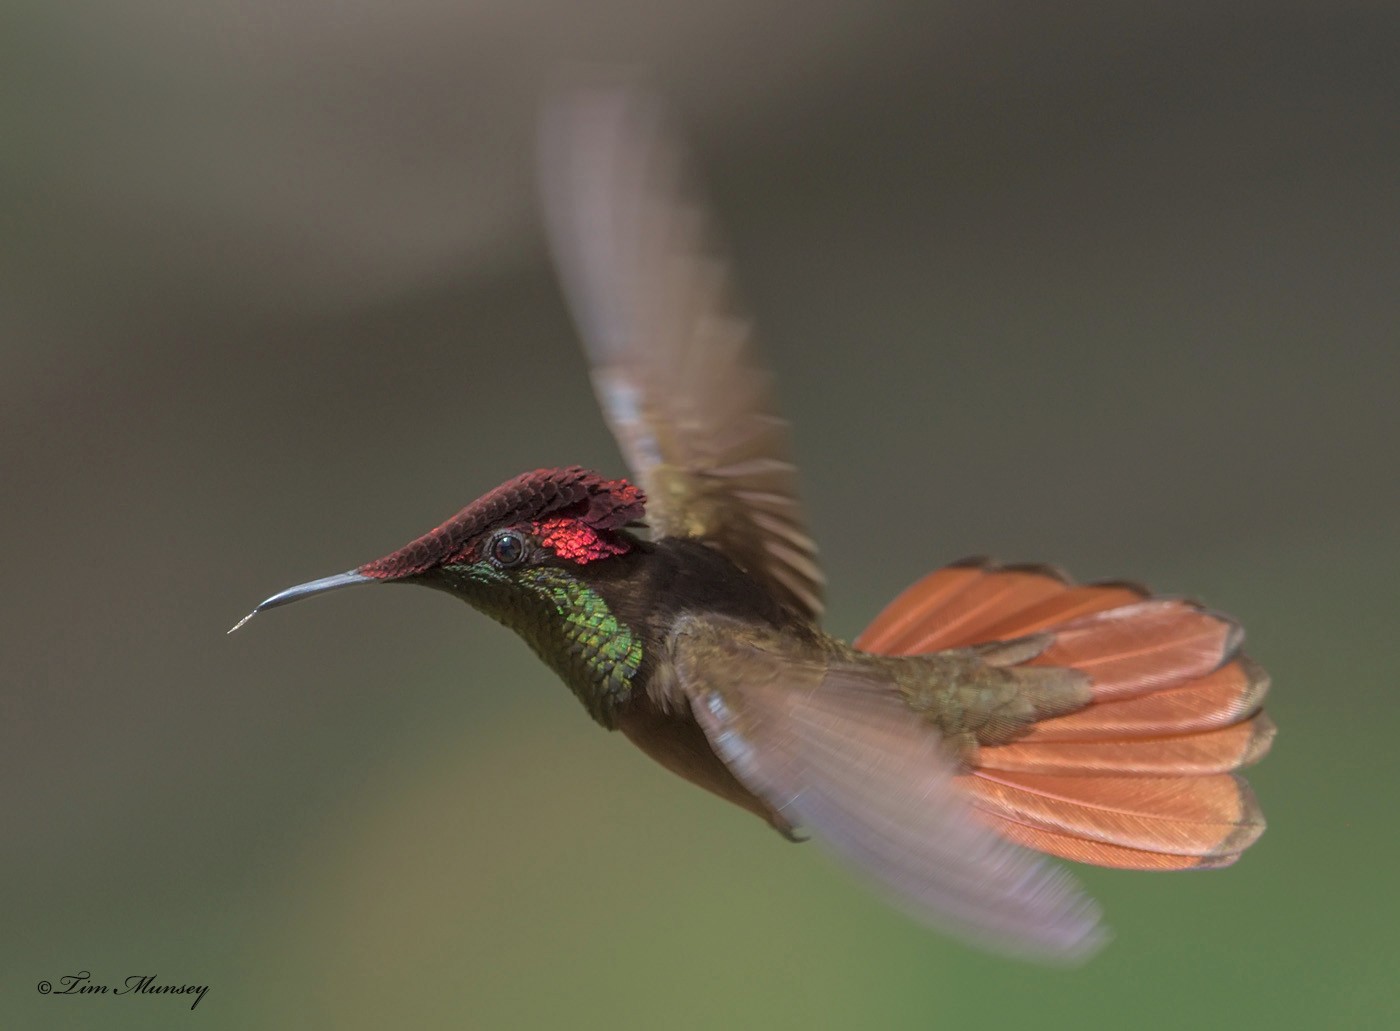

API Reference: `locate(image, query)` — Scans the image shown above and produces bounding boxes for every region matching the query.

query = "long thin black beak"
[228,570,376,634]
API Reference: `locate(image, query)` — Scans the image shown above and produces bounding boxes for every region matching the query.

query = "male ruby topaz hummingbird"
[233,88,1273,961]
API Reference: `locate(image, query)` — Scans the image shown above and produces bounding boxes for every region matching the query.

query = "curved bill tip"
[228,570,376,634]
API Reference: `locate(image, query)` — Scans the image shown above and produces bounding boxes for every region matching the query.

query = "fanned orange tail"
[855,559,1274,871]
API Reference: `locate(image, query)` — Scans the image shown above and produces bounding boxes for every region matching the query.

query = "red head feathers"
[357,467,646,580]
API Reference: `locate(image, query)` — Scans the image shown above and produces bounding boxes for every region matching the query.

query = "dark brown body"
[438,534,818,837]
[559,537,1095,841]
[600,538,817,837]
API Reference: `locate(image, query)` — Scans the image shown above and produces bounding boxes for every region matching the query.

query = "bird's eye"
[490,530,527,567]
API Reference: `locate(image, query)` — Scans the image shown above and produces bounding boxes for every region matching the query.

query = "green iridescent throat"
[441,562,643,726]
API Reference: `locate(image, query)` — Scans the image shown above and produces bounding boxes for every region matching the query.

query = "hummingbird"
[233,89,1273,961]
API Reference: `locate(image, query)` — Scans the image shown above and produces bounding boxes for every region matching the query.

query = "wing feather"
[540,88,824,620]
[673,621,1106,961]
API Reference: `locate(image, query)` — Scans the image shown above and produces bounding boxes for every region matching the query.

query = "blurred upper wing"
[539,87,824,621]
[675,620,1107,961]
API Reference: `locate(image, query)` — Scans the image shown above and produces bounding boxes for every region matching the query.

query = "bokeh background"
[6,2,1398,1028]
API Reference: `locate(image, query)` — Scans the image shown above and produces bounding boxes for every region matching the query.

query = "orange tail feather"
[974,813,1244,870]
[974,713,1276,776]
[956,770,1265,859]
[859,558,1272,870]
[1026,599,1243,702]
[1022,657,1270,742]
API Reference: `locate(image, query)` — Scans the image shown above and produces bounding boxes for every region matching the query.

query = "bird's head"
[231,466,647,633]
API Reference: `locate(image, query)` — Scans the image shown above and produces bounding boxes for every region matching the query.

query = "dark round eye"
[490,530,527,567]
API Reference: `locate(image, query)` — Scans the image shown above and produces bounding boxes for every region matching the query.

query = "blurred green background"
[5,2,1398,1028]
